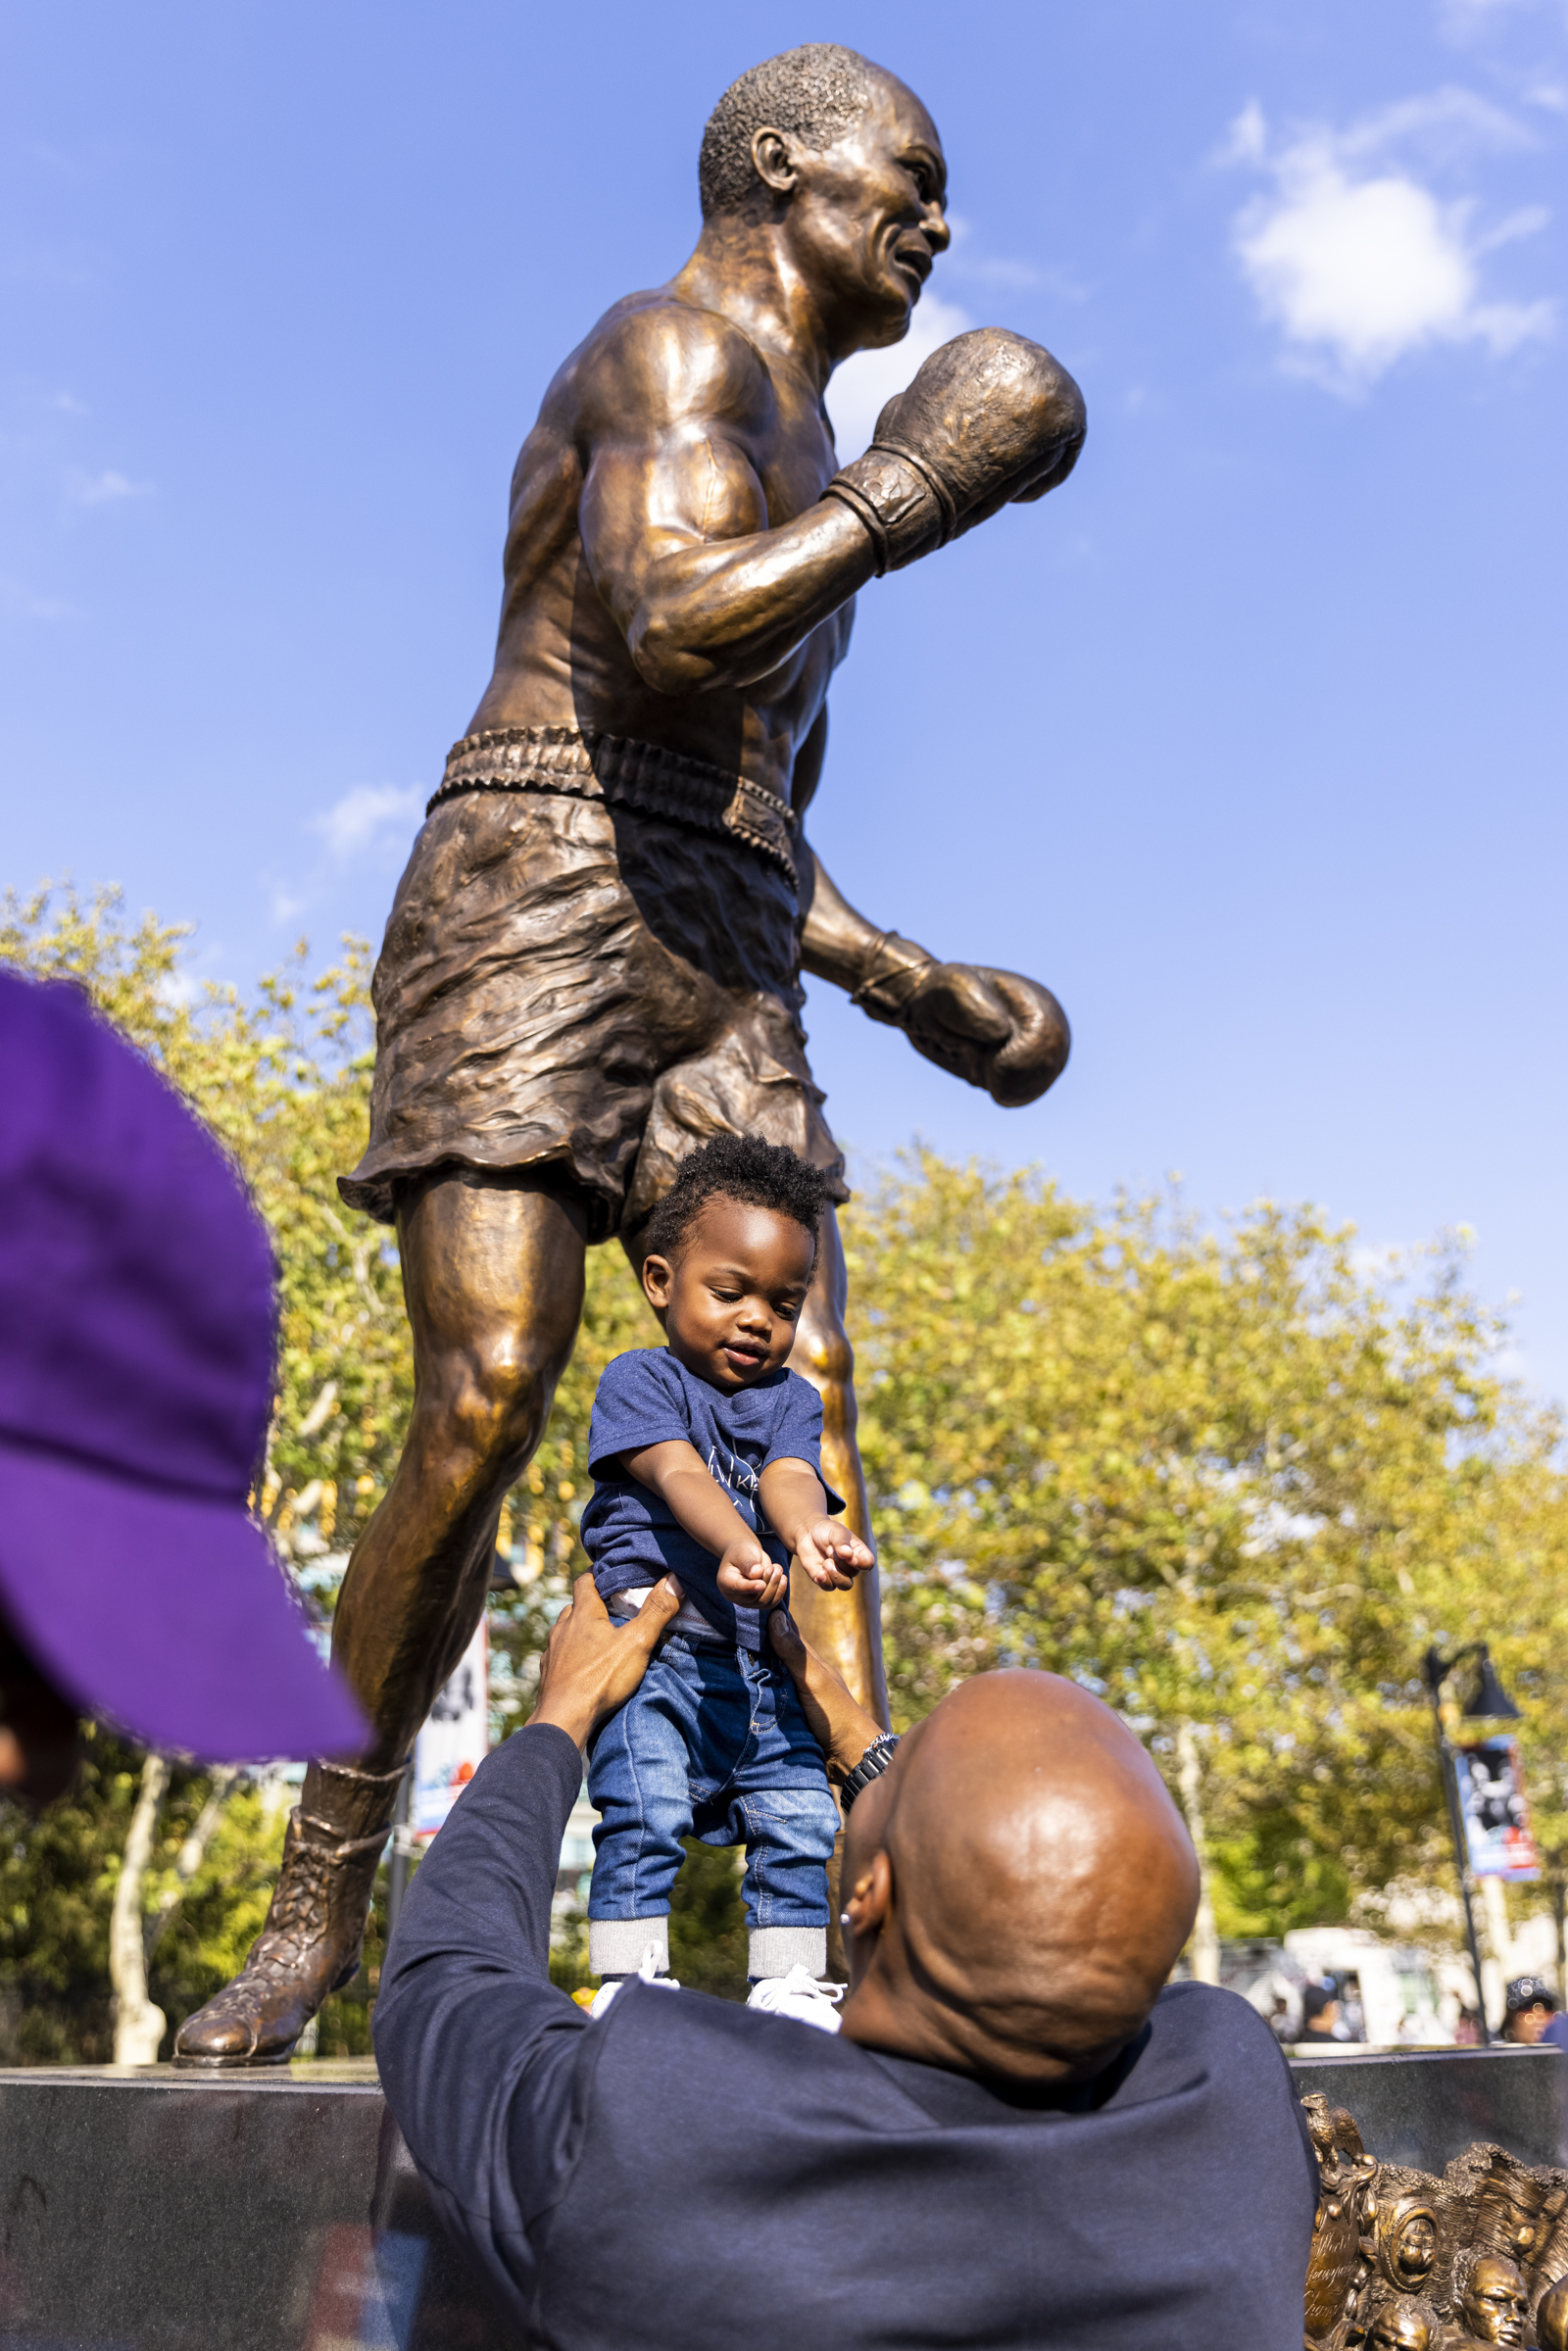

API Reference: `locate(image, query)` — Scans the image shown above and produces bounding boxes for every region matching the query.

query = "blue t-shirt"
[580,1348,844,1650]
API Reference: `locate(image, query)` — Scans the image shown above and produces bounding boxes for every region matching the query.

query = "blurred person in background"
[1298,1984,1342,2044]
[1502,1977,1561,2047]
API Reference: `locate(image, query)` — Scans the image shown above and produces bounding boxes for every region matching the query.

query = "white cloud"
[0,575,70,622]
[944,214,1045,291]
[309,782,423,861]
[1228,93,1553,390]
[824,292,975,456]
[154,967,202,1011]
[1335,85,1532,164]
[66,465,151,507]
[1439,0,1539,39]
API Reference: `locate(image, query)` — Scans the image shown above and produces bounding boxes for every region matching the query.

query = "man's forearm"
[372,1725,589,2327]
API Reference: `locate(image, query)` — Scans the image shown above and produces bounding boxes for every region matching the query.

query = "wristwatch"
[840,1732,901,1813]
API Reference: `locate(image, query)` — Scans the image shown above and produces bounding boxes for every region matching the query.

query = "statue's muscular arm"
[575,304,873,697]
[574,303,1069,1106]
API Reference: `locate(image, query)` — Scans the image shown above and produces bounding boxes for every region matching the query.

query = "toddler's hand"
[716,1537,788,1610]
[794,1518,875,1593]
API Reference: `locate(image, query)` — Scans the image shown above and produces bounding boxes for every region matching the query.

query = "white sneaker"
[587,1941,682,2019]
[746,1965,845,2033]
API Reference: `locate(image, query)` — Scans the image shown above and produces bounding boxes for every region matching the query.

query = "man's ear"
[750,126,800,199]
[640,1251,674,1316]
[844,1848,893,1945]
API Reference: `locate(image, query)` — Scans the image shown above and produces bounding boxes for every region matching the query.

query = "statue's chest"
[755,394,838,531]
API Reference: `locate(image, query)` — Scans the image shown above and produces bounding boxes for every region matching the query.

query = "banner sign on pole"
[412,1617,488,1842]
[1456,1738,1540,1881]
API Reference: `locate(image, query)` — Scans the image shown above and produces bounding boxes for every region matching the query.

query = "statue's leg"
[173,1171,587,2067]
[783,1207,889,1731]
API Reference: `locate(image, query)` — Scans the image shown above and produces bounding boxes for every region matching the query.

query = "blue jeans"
[586,1634,839,1933]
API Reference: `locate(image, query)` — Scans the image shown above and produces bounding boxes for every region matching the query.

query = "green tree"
[843,1156,1568,1945]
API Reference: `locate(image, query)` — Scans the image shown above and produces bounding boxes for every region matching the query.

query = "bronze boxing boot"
[172,1758,405,2067]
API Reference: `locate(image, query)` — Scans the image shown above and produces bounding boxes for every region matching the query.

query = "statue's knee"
[429,1338,558,1479]
[796,1316,854,1395]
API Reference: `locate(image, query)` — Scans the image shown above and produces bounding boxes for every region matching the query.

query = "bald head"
[840,1672,1200,2086]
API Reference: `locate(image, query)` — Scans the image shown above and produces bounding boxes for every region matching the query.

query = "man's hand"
[716,1537,788,1609]
[530,1573,685,1751]
[891,961,1069,1107]
[768,1610,887,1782]
[793,1516,875,1594]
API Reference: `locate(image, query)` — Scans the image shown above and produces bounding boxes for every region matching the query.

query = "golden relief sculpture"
[1303,2094,1568,2350]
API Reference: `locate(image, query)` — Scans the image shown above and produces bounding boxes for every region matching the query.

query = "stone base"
[0,2048,1561,2347]
[0,2060,504,2350]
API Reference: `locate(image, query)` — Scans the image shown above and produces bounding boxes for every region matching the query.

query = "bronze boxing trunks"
[338,725,848,1243]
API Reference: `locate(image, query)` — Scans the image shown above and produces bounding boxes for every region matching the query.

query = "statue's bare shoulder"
[542,288,782,461]
[480,288,832,745]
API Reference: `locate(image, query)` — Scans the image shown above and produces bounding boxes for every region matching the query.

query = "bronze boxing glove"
[825,327,1086,576]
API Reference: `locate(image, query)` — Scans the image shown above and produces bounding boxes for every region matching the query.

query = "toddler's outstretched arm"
[618,1440,787,1607]
[758,1459,875,1593]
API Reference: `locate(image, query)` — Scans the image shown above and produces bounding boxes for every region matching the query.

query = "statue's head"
[1537,2274,1568,2351]
[1458,2253,1529,2345]
[1375,2195,1438,2290]
[698,46,949,355]
[1369,2298,1438,2351]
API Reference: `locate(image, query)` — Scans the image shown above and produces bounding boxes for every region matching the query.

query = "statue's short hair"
[699,45,884,218]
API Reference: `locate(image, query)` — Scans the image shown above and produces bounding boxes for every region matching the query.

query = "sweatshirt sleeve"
[372,1724,599,2328]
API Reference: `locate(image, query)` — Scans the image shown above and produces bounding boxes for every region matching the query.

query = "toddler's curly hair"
[643,1135,829,1266]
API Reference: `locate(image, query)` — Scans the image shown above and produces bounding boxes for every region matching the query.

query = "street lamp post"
[1423,1642,1520,2049]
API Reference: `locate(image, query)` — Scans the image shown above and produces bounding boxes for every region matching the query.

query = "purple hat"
[0,971,367,1762]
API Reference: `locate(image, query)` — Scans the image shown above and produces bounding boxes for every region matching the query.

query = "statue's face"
[1394,2213,1436,2284]
[1371,2304,1432,2351]
[785,76,951,356]
[1463,2258,1529,2345]
[1537,2278,1568,2351]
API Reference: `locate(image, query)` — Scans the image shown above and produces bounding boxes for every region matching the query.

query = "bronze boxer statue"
[175,43,1083,2065]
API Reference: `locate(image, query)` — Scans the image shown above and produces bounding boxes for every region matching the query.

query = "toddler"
[580,1133,873,2025]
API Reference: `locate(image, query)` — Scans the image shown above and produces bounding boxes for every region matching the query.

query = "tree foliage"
[844,1157,1568,1937]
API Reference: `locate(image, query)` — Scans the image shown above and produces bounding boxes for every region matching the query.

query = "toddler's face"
[642,1197,815,1392]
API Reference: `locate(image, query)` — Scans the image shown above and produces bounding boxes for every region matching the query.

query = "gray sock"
[589,1916,670,1977]
[748,1926,827,1981]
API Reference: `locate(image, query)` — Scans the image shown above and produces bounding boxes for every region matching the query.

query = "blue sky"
[5,1,1565,1399]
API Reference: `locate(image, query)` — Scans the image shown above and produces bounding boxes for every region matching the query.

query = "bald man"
[374,1582,1316,2348]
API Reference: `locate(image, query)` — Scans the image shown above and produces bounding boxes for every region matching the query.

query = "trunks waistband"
[426,724,800,887]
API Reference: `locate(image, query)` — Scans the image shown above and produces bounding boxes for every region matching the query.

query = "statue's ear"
[750,127,799,200]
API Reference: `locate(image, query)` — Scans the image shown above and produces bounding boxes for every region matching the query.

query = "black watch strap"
[840,1732,901,1813]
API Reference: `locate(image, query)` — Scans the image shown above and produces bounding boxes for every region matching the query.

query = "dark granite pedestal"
[0,2060,503,2351]
[1290,2044,1567,2170]
[0,2047,1563,2349]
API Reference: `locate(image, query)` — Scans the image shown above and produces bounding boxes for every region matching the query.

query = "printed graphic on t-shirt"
[707,1444,760,1527]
